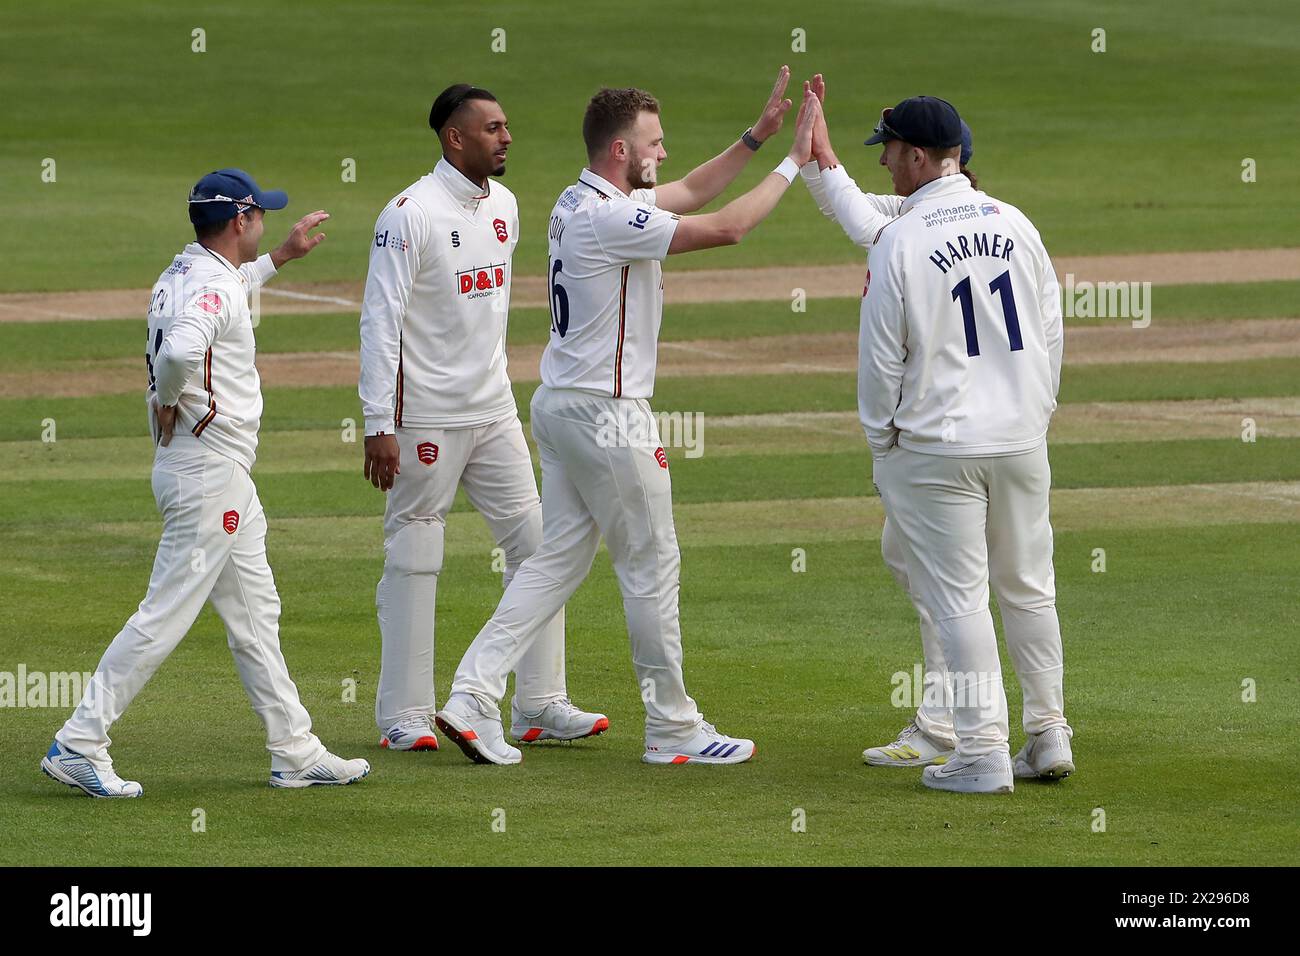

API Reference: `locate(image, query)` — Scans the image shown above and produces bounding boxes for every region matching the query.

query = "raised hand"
[750,65,794,142]
[809,73,836,165]
[792,80,815,135]
[787,87,821,166]
[806,74,837,166]
[811,72,826,103]
[272,210,329,267]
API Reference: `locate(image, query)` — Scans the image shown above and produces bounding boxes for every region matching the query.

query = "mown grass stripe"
[10,398,1295,483]
[0,299,857,371]
[31,484,1290,574]
[6,438,1299,528]
[3,358,1298,444]
[5,278,1300,370]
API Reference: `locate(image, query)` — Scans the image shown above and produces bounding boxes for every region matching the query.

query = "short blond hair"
[583,87,659,161]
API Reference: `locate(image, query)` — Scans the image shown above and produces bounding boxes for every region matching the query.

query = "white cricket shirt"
[147,243,277,472]
[859,174,1063,459]
[359,158,520,435]
[538,169,681,398]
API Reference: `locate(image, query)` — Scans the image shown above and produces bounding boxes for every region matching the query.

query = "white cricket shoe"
[380,714,439,751]
[922,749,1014,794]
[511,697,610,742]
[863,721,955,767]
[1013,727,1075,780]
[643,722,755,765]
[41,741,142,798]
[269,752,371,789]
[436,694,521,766]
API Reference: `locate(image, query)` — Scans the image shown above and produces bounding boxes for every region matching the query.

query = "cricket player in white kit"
[42,169,370,797]
[359,85,606,752]
[855,96,1075,793]
[437,71,823,766]
[798,75,970,769]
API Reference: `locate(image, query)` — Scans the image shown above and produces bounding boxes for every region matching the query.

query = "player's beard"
[492,161,506,177]
[626,148,656,190]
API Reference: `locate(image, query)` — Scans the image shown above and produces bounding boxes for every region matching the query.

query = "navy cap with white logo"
[864,96,964,149]
[188,168,288,226]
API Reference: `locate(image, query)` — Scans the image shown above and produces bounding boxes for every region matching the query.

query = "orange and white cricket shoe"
[436,694,521,766]
[380,714,439,752]
[510,697,609,743]
[642,721,755,765]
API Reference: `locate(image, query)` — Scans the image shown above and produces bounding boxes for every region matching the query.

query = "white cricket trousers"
[375,413,565,731]
[880,518,955,745]
[874,442,1069,759]
[57,435,326,772]
[451,386,703,745]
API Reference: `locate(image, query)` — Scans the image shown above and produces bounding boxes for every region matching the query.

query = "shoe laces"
[700,721,721,739]
[548,696,582,717]
[891,722,921,747]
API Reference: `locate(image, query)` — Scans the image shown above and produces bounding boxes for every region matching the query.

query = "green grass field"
[1,1,1298,867]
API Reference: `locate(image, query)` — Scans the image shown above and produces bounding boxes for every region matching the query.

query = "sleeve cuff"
[864,426,899,460]
[655,213,681,262]
[821,165,851,188]
[364,417,395,437]
[245,253,278,286]
[798,161,821,182]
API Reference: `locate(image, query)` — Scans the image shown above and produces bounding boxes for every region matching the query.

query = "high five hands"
[807,73,835,166]
[788,85,821,166]
[757,69,833,167]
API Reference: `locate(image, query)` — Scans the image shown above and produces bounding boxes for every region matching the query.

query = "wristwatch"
[741,127,764,151]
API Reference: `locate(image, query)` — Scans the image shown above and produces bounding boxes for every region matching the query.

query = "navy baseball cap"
[960,120,973,166]
[864,96,963,149]
[188,168,288,226]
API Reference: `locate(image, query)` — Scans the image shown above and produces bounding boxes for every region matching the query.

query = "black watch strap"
[742,127,764,151]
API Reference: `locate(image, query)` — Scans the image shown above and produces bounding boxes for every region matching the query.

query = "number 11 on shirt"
[951,269,1024,357]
